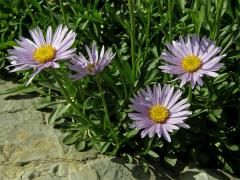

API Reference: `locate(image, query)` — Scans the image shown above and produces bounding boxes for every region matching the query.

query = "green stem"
[205,80,212,107]
[187,84,192,102]
[95,76,117,143]
[205,0,211,29]
[214,0,224,43]
[143,1,151,63]
[23,0,35,25]
[163,73,167,83]
[146,137,154,152]
[76,81,85,103]
[189,109,208,118]
[51,70,89,122]
[128,0,136,83]
[194,0,200,35]
[168,0,173,41]
[59,0,67,23]
[19,19,23,36]
[113,45,128,100]
[45,0,55,24]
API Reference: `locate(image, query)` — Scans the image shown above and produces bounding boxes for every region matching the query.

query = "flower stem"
[187,84,192,102]
[95,75,117,143]
[189,109,208,118]
[59,0,67,24]
[76,81,85,103]
[143,1,151,63]
[168,0,173,41]
[51,69,89,122]
[128,0,136,83]
[205,80,212,107]
[214,0,224,43]
[146,137,154,153]
[23,0,35,25]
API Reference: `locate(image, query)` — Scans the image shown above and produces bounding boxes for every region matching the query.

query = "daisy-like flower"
[69,42,115,80]
[7,24,76,85]
[159,36,226,88]
[128,84,191,142]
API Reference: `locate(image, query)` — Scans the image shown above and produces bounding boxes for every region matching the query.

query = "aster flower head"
[7,24,76,85]
[69,42,115,80]
[128,84,191,142]
[159,36,226,88]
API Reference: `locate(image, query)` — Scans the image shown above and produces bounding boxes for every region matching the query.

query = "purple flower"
[159,36,226,88]
[7,24,76,85]
[128,84,191,142]
[69,42,115,80]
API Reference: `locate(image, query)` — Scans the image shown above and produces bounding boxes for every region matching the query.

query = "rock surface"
[0,79,171,180]
[0,79,238,180]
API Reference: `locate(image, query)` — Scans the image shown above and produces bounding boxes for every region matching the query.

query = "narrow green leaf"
[0,41,16,49]
[63,133,79,145]
[0,84,43,95]
[48,103,71,125]
[76,141,86,151]
[38,81,60,91]
[101,142,111,153]
[29,0,43,13]
[123,129,139,138]
[148,150,160,159]
[164,156,177,167]
[213,73,229,84]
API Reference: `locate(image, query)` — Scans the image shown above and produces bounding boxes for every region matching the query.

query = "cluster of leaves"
[0,0,240,176]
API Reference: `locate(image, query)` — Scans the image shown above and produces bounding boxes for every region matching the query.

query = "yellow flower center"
[33,44,56,64]
[148,105,169,123]
[86,64,95,73]
[181,55,201,72]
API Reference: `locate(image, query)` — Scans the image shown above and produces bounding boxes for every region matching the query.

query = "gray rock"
[0,79,41,114]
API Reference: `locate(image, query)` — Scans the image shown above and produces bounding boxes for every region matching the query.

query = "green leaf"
[164,156,177,167]
[102,72,122,99]
[29,0,43,13]
[147,150,160,159]
[63,133,79,145]
[0,84,43,95]
[172,138,181,149]
[142,161,149,173]
[176,0,186,13]
[122,60,133,84]
[38,81,60,91]
[34,99,62,110]
[209,108,223,122]
[144,69,158,85]
[221,35,233,54]
[126,154,133,163]
[213,73,229,84]
[48,103,71,125]
[93,142,104,151]
[76,141,86,151]
[0,41,16,49]
[93,23,98,38]
[225,143,239,152]
[123,129,139,138]
[192,5,205,34]
[101,142,111,153]
[65,82,77,97]
[34,96,56,109]
[218,155,234,174]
